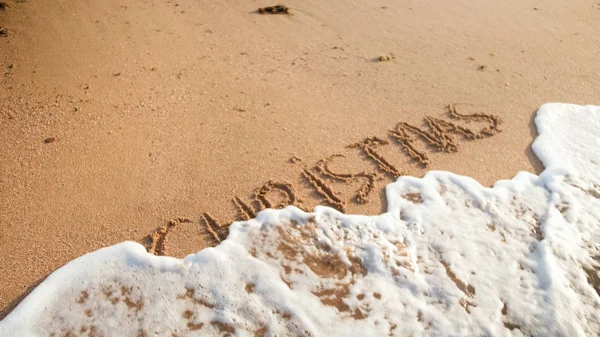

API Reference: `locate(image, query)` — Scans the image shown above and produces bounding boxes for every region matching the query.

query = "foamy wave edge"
[1,103,599,336]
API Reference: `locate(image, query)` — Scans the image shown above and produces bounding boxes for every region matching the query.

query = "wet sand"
[1,0,599,318]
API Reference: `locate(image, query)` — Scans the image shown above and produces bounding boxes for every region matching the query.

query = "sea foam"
[1,103,599,336]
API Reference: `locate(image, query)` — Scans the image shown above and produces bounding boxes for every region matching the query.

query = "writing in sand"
[147,103,503,256]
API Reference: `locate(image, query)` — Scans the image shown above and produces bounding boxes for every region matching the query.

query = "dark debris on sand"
[258,4,290,14]
[0,1,6,38]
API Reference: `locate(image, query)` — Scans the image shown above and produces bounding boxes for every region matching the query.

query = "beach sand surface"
[1,0,599,318]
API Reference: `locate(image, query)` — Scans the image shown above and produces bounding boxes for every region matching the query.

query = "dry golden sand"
[1,0,600,318]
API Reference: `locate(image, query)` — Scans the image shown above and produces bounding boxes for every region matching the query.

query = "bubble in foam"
[1,103,600,336]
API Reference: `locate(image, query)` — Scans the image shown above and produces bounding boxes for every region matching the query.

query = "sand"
[0,0,599,319]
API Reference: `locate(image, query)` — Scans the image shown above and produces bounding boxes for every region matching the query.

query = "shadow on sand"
[0,274,48,321]
[525,109,545,175]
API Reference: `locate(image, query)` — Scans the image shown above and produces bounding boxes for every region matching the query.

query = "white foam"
[1,103,599,336]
